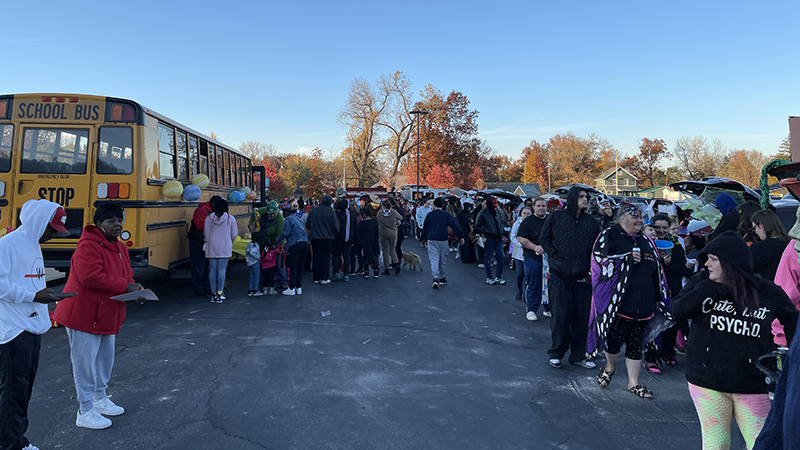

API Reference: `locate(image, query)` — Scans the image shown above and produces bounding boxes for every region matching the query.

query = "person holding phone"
[53,201,145,430]
[0,200,66,450]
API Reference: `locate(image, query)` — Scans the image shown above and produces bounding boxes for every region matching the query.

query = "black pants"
[287,241,309,289]
[605,316,649,360]
[0,332,40,450]
[189,238,210,295]
[547,278,592,363]
[311,239,333,281]
[332,241,352,276]
[395,229,405,263]
[351,242,363,273]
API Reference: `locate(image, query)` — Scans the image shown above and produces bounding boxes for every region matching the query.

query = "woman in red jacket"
[53,202,145,430]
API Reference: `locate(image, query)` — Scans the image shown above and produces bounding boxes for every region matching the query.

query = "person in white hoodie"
[0,199,65,450]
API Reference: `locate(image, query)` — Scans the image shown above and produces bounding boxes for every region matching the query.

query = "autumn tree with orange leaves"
[400,85,490,189]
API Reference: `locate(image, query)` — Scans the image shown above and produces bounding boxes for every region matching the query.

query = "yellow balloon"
[162,180,184,198]
[191,173,210,189]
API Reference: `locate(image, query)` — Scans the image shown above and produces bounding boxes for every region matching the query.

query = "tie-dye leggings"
[688,383,771,450]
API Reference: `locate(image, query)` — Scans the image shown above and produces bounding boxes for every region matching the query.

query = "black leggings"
[605,316,649,360]
[287,241,309,289]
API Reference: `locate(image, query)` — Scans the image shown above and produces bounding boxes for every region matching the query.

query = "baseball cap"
[49,207,69,233]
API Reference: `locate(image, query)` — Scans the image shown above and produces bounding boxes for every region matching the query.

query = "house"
[594,167,638,196]
[485,182,541,198]
[636,185,685,201]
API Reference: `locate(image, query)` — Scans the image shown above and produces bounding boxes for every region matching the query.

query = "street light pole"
[409,110,429,200]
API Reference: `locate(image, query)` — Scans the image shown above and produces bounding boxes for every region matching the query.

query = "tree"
[281,154,312,191]
[262,158,286,198]
[378,71,417,187]
[652,166,684,187]
[304,148,338,200]
[400,85,486,189]
[520,140,549,190]
[547,132,606,188]
[466,166,486,189]
[673,136,727,179]
[240,141,277,167]
[338,77,390,187]
[425,164,456,188]
[778,134,791,160]
[629,138,669,189]
[718,150,772,188]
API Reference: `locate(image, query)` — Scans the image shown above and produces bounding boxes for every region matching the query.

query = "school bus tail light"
[108,103,136,122]
[97,183,130,199]
[0,181,4,197]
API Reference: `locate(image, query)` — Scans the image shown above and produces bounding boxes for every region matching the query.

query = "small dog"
[402,252,423,271]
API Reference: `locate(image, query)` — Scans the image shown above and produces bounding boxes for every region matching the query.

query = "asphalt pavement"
[26,240,749,449]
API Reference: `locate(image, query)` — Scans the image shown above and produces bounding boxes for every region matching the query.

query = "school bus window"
[199,139,209,176]
[176,130,188,181]
[157,122,175,178]
[233,156,240,187]
[208,143,217,184]
[97,127,133,174]
[21,128,88,174]
[216,147,224,185]
[189,135,199,178]
[225,151,232,187]
[0,124,12,173]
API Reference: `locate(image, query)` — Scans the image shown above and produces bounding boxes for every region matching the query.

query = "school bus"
[0,93,265,272]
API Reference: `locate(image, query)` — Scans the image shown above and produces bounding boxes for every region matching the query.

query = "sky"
[3,1,798,163]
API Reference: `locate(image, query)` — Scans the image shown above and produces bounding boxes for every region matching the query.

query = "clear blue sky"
[3,1,798,161]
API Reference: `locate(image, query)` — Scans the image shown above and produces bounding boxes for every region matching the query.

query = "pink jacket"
[772,239,800,345]
[204,212,238,259]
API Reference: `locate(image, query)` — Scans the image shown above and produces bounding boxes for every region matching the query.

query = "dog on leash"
[402,252,423,271]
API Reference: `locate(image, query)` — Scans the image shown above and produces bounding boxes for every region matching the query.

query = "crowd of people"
[3,181,800,449]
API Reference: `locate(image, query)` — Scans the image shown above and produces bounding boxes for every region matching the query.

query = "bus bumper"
[44,248,149,269]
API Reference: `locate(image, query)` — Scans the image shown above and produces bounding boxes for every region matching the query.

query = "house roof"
[597,167,638,181]
[486,182,522,192]
[515,184,541,197]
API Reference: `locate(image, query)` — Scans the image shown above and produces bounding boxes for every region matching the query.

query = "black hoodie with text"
[539,187,601,281]
[673,231,798,394]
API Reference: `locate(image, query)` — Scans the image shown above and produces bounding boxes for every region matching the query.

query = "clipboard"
[110,289,159,302]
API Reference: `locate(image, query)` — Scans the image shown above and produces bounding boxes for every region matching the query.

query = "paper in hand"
[111,289,159,302]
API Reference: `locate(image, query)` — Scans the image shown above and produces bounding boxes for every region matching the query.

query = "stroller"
[754,346,790,400]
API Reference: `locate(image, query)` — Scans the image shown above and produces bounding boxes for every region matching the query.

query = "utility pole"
[409,110,429,199]
[615,148,619,195]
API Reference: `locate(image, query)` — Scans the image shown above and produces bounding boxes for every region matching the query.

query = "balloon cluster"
[160,172,255,203]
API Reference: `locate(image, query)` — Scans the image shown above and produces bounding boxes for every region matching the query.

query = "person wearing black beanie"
[673,230,798,449]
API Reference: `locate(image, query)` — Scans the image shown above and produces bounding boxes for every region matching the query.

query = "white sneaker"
[253,290,264,296]
[282,288,296,296]
[93,396,124,416]
[321,279,331,285]
[22,444,41,450]
[296,287,302,295]
[477,263,485,268]
[571,359,597,369]
[526,311,538,321]
[76,409,112,429]
[549,358,562,368]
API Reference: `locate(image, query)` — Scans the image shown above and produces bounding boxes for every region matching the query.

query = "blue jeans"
[524,257,543,313]
[483,238,504,279]
[274,254,287,287]
[209,258,227,294]
[248,263,260,291]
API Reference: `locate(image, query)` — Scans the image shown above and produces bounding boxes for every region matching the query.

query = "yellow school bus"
[0,93,265,271]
